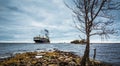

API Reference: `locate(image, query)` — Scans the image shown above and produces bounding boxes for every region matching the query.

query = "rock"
[47,64,58,66]
[35,55,43,58]
[35,62,42,66]
[59,62,68,66]
[64,57,71,62]
[58,56,65,61]
[0,50,111,66]
[68,61,76,66]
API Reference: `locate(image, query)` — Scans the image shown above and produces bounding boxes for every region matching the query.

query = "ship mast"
[44,29,49,39]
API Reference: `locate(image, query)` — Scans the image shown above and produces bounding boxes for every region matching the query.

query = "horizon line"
[0,41,120,44]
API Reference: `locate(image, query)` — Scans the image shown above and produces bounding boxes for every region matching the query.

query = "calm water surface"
[0,43,120,66]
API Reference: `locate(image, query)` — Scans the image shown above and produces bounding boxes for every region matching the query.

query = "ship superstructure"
[33,29,50,43]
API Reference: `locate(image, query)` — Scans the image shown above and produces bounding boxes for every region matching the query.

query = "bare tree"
[65,0,120,66]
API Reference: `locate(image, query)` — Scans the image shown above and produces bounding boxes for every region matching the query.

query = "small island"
[70,39,86,44]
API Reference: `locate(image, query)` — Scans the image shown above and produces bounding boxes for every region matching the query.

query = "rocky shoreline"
[0,49,112,66]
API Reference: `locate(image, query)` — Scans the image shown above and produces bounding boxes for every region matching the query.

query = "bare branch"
[91,0,106,22]
[65,0,119,65]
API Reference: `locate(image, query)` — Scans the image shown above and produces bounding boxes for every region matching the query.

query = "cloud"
[0,0,74,42]
[0,0,120,43]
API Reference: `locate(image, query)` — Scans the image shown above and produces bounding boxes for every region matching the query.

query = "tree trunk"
[80,35,90,66]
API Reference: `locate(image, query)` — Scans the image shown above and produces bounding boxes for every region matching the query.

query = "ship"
[33,29,50,43]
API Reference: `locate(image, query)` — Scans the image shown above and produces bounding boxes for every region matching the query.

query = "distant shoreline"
[0,42,120,44]
[91,43,120,44]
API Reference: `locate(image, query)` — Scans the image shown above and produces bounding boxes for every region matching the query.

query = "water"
[0,43,120,66]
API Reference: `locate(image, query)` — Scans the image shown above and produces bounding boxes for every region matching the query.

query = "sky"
[0,0,120,43]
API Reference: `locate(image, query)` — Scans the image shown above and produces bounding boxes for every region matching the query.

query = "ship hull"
[34,40,50,43]
[34,38,50,43]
